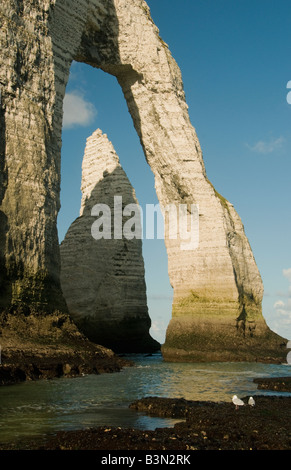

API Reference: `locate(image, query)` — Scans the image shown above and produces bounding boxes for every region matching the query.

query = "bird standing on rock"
[248,396,255,407]
[232,395,245,410]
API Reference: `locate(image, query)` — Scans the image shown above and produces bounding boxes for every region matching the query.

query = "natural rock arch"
[0,0,286,362]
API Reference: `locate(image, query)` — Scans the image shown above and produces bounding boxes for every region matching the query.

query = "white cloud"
[246,136,285,154]
[150,319,168,344]
[274,300,285,309]
[283,268,291,283]
[63,91,97,129]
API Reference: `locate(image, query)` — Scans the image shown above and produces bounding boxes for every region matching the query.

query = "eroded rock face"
[0,0,286,362]
[60,129,159,353]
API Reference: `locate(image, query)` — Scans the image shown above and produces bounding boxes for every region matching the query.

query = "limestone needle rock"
[60,129,159,353]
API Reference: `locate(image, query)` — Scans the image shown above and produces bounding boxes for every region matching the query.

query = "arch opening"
[58,62,173,349]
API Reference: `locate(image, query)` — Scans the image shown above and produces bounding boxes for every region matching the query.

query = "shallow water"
[0,353,290,443]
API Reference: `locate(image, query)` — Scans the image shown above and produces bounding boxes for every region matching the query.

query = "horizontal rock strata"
[60,129,159,353]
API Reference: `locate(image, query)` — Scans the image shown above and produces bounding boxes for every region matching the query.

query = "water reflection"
[0,353,290,443]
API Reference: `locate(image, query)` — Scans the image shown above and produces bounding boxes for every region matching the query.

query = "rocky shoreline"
[0,351,132,386]
[1,395,290,451]
[1,310,290,451]
[0,310,133,386]
[253,376,291,392]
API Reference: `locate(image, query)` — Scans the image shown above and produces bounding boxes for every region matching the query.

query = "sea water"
[0,352,290,444]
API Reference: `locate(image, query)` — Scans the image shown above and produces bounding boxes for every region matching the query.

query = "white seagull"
[248,396,255,407]
[232,395,245,410]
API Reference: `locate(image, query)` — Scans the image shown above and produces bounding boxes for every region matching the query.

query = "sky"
[58,0,291,345]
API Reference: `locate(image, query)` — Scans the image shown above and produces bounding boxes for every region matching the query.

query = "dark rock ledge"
[253,376,291,392]
[3,395,290,450]
[0,310,133,386]
[0,351,132,386]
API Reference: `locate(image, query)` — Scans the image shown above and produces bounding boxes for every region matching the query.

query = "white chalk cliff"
[0,0,286,362]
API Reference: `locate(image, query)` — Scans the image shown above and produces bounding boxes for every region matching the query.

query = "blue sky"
[58,0,291,344]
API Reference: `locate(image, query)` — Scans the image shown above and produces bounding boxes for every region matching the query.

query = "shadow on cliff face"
[0,88,11,311]
[71,0,145,165]
[0,215,10,311]
[60,166,160,354]
[73,0,121,71]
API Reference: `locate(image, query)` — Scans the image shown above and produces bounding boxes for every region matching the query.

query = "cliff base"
[0,309,132,385]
